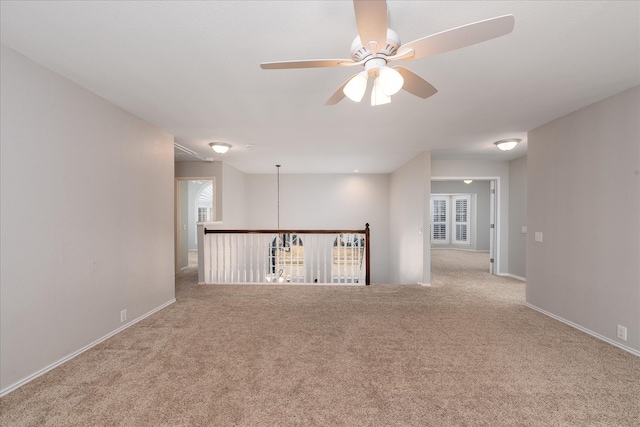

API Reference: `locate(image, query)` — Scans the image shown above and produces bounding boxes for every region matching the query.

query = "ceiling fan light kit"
[378,66,404,96]
[371,76,391,106]
[343,71,368,102]
[260,0,515,107]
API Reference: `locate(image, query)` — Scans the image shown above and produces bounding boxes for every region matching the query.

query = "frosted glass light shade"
[210,142,231,154]
[343,72,368,102]
[494,139,521,151]
[379,66,404,96]
[371,77,391,106]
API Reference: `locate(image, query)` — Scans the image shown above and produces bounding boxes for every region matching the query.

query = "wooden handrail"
[204,224,371,285]
[204,229,367,234]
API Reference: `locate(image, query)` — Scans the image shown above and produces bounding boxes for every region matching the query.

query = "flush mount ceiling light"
[464,179,473,184]
[209,142,232,154]
[494,138,521,151]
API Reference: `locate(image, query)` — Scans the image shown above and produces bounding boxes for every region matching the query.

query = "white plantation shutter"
[194,180,215,245]
[197,207,212,222]
[431,196,449,243]
[431,193,472,246]
[453,195,470,245]
[195,182,214,222]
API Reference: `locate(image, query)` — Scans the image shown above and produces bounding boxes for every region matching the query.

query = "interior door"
[175,178,215,272]
[177,180,189,271]
[489,180,497,274]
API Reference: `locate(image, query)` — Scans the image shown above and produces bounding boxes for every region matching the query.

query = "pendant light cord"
[276,164,281,234]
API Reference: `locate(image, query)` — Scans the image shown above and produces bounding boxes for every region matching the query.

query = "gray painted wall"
[390,152,432,285]
[431,180,491,251]
[508,156,527,279]
[0,45,175,392]
[527,86,639,353]
[222,163,247,228]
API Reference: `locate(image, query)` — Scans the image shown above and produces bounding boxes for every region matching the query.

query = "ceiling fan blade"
[396,15,514,61]
[325,76,355,105]
[393,66,438,99]
[261,59,357,69]
[353,0,388,56]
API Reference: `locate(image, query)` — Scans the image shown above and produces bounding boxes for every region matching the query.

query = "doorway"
[430,178,498,275]
[175,178,215,272]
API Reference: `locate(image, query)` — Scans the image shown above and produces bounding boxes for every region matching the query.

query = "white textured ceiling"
[1,1,638,173]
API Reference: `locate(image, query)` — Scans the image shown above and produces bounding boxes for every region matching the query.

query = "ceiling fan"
[260,0,514,106]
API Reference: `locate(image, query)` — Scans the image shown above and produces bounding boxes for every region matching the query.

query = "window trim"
[430,193,472,247]
[430,195,449,244]
[452,194,471,246]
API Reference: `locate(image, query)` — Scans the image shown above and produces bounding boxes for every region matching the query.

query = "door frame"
[174,177,216,273]
[431,176,500,275]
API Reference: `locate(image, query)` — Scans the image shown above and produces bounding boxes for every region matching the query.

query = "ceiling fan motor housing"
[350,28,401,62]
[259,1,515,106]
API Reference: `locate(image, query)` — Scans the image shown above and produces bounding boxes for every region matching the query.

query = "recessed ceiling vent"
[174,143,203,161]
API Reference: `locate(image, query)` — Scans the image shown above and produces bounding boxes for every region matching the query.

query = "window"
[197,206,212,222]
[431,194,471,246]
[453,195,470,245]
[195,181,214,223]
[431,196,449,243]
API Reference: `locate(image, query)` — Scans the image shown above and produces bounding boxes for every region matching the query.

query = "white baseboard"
[0,298,176,397]
[524,302,640,357]
[498,273,526,282]
[431,248,490,253]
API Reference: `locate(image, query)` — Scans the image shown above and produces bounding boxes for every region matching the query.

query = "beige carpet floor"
[1,250,639,426]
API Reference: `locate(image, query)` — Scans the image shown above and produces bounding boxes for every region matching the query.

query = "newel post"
[365,223,370,286]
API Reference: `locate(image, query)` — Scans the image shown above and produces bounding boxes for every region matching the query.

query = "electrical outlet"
[120,309,127,323]
[535,232,543,242]
[617,325,627,341]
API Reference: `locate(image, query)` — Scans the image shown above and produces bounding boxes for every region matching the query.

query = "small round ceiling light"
[209,142,232,154]
[494,138,521,151]
[464,179,473,184]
